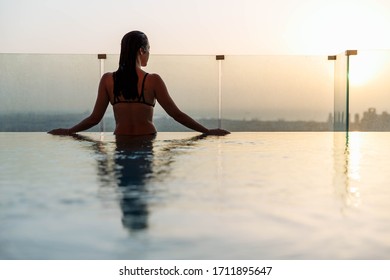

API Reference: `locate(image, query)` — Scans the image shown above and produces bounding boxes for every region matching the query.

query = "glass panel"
[98,54,119,131]
[144,55,219,128]
[333,52,348,131]
[349,50,390,131]
[221,55,333,131]
[0,54,99,113]
[0,54,100,131]
[0,54,220,132]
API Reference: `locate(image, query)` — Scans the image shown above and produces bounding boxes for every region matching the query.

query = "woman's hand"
[205,128,230,136]
[47,128,73,135]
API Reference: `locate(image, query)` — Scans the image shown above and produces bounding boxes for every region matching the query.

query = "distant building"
[354,113,360,125]
[359,108,390,131]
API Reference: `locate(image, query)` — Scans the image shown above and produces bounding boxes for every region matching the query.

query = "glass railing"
[349,50,390,131]
[0,54,101,131]
[0,53,335,132]
[332,49,390,132]
[332,52,348,131]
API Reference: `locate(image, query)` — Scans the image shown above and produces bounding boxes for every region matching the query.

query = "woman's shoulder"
[99,73,114,90]
[102,72,114,79]
[146,72,161,78]
[100,72,114,83]
[146,73,164,84]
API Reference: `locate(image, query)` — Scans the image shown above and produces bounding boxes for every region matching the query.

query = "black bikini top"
[113,73,155,107]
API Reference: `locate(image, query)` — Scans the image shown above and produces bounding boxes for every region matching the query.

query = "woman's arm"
[48,73,110,135]
[153,74,229,135]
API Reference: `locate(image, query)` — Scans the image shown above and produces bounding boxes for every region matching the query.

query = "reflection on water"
[115,135,156,230]
[333,132,361,209]
[71,133,205,232]
[5,132,390,259]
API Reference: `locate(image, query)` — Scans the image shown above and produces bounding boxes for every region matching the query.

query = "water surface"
[1,132,390,259]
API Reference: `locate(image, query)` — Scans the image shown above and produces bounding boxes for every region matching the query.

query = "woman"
[48,31,229,136]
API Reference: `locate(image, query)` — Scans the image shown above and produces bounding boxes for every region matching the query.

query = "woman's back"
[106,71,157,135]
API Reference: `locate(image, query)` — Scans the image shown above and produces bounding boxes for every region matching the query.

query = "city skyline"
[1,107,389,132]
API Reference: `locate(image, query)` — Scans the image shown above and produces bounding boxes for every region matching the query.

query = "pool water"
[1,132,390,259]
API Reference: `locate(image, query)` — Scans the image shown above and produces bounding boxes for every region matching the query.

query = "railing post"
[345,50,357,133]
[98,54,107,135]
[216,55,224,129]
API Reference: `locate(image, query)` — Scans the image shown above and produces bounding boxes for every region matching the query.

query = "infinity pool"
[1,132,390,259]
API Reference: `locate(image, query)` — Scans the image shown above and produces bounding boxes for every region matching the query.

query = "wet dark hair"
[114,31,149,100]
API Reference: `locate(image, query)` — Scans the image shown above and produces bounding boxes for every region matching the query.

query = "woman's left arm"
[48,73,110,135]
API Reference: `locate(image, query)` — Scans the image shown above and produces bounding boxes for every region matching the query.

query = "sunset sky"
[1,0,390,121]
[2,0,390,55]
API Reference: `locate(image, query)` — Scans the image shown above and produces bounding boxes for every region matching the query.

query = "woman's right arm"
[153,74,229,136]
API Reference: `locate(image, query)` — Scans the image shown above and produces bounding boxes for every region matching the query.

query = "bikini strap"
[140,73,149,102]
[142,73,148,91]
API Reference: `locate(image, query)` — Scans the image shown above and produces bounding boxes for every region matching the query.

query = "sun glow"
[349,51,385,86]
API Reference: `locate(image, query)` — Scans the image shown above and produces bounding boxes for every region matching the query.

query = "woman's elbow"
[88,115,102,126]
